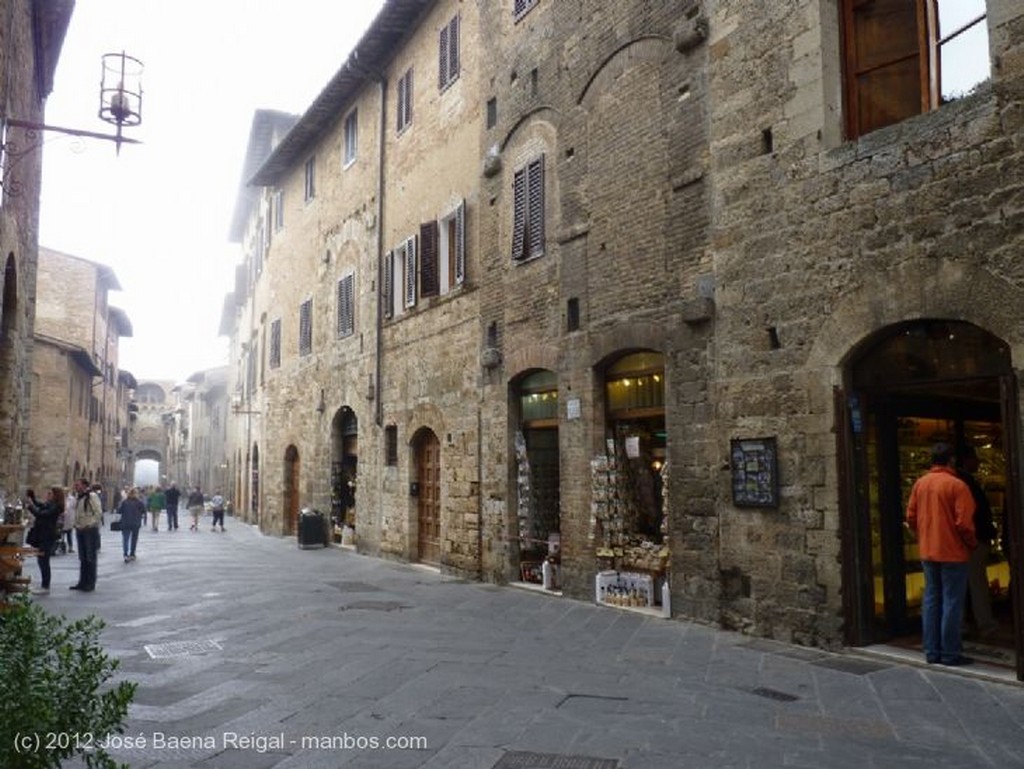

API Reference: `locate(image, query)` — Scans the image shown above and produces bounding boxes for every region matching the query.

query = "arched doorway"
[283,445,299,535]
[512,369,560,586]
[413,428,441,566]
[839,319,1022,677]
[330,407,358,542]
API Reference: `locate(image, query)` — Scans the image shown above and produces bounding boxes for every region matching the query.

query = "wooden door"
[417,431,441,565]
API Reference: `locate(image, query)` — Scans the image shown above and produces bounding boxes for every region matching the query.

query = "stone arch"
[404,402,445,444]
[590,321,667,369]
[808,260,1024,372]
[577,35,674,109]
[505,343,559,383]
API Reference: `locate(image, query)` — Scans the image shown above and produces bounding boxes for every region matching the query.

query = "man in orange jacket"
[906,443,977,666]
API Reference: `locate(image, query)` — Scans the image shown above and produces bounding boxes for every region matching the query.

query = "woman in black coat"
[27,486,65,594]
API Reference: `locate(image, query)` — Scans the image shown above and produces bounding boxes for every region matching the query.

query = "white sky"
[39,0,385,382]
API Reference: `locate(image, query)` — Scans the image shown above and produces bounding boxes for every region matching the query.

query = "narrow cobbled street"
[41,514,1024,769]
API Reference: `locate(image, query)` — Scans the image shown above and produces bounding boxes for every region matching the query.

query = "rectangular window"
[304,156,316,201]
[512,155,545,261]
[384,237,418,318]
[269,319,281,369]
[273,189,284,230]
[430,200,466,295]
[385,425,398,466]
[343,109,358,166]
[299,299,313,356]
[397,68,413,133]
[842,0,989,139]
[439,14,460,91]
[337,273,355,338]
[514,0,539,20]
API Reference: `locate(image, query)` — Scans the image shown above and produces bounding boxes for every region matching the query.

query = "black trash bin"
[297,508,327,549]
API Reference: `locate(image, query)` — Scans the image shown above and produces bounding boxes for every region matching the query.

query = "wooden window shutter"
[843,0,926,138]
[404,236,417,308]
[527,155,545,258]
[383,249,394,319]
[512,166,527,260]
[337,274,354,337]
[439,24,449,89]
[454,199,466,284]
[420,221,440,298]
[449,16,460,83]
[396,76,404,131]
[406,69,414,125]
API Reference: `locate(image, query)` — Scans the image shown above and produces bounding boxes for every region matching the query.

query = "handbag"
[109,513,122,531]
[26,525,41,548]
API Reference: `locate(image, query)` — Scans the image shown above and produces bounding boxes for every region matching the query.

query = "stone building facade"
[0,0,73,504]
[180,366,229,495]
[28,247,134,503]
[226,0,1024,677]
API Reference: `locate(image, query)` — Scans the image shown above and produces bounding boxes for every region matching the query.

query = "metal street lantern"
[1,52,143,195]
[98,51,143,153]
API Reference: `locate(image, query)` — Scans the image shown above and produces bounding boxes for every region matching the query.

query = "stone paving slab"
[25,516,1024,768]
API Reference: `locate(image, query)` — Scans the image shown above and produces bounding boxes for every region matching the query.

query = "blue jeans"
[921,560,969,663]
[121,526,140,557]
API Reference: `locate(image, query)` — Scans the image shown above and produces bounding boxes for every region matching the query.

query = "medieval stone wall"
[701,0,1024,646]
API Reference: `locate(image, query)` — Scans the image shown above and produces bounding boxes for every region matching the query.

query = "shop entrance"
[414,429,441,566]
[512,370,560,586]
[840,320,1023,678]
[330,407,358,544]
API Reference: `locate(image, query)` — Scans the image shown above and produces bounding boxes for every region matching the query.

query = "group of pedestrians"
[24,479,102,594]
[24,480,228,593]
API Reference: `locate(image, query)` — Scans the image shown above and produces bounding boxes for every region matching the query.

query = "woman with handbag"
[116,487,146,563]
[26,487,65,595]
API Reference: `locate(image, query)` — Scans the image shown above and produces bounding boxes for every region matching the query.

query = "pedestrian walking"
[187,487,204,531]
[147,486,165,532]
[26,487,64,594]
[69,478,102,592]
[164,482,181,531]
[116,487,146,562]
[211,491,226,532]
[905,442,977,666]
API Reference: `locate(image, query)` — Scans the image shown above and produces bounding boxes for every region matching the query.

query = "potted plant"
[0,595,136,768]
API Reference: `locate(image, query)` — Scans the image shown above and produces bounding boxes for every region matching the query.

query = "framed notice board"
[730,437,779,508]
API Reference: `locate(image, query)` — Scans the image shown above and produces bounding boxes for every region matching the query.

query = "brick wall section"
[477,0,712,599]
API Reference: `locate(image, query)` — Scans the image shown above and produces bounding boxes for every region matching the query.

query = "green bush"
[0,596,136,769]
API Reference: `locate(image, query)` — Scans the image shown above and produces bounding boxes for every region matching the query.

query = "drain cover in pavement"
[144,639,222,659]
[491,752,619,769]
[326,580,383,592]
[338,600,408,612]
